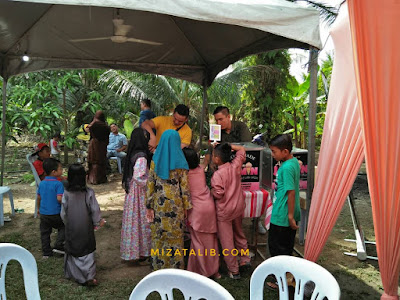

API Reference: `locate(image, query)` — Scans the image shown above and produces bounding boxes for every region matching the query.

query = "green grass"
[0,228,384,300]
[0,229,278,299]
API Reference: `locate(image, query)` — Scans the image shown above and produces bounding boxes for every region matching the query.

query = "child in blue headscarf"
[146,130,192,270]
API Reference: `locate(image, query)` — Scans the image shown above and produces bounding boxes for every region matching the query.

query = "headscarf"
[153,129,188,180]
[89,111,109,142]
[93,110,106,123]
[122,128,151,193]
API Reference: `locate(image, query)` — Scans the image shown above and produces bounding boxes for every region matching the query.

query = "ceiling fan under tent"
[69,9,162,46]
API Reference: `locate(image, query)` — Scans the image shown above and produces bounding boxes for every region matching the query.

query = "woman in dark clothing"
[87,111,110,184]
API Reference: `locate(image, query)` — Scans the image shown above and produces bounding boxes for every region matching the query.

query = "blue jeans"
[106,150,126,159]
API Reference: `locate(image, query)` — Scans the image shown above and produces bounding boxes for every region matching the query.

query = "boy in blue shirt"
[37,158,65,258]
[139,98,156,127]
[268,134,300,288]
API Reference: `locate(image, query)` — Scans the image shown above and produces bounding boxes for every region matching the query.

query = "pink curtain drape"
[304,3,364,261]
[348,1,400,299]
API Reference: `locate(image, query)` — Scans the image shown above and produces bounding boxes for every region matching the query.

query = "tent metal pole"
[299,47,318,245]
[199,85,208,149]
[1,77,7,186]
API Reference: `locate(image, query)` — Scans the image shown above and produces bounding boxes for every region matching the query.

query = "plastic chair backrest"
[0,243,41,300]
[130,269,234,300]
[26,154,41,187]
[250,255,340,300]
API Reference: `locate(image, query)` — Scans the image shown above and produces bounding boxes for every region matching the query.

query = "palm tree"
[291,0,338,25]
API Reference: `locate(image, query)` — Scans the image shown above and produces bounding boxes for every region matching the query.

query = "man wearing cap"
[33,143,51,180]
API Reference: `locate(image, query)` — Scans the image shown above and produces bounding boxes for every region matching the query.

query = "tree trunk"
[63,89,68,165]
[293,108,300,148]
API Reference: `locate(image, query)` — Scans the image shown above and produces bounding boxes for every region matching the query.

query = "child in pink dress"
[120,128,152,262]
[211,143,251,279]
[182,148,220,279]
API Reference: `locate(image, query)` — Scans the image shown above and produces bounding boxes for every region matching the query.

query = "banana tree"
[283,76,311,148]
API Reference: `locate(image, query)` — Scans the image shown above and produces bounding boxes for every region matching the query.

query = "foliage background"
[0,50,333,155]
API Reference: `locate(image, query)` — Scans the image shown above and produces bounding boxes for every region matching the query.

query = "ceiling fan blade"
[70,37,111,42]
[126,37,162,46]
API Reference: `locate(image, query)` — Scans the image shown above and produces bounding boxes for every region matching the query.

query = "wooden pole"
[199,85,208,149]
[1,77,8,185]
[299,47,318,245]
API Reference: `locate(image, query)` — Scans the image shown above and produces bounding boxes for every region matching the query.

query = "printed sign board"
[209,124,221,142]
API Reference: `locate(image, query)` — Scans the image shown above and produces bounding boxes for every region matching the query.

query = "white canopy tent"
[0,0,321,195]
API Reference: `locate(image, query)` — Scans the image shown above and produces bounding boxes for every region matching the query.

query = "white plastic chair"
[0,186,15,226]
[26,153,41,218]
[129,269,234,300]
[250,255,340,300]
[0,243,41,300]
[109,156,122,174]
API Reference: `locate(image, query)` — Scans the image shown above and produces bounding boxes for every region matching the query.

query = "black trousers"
[40,214,65,256]
[268,223,297,257]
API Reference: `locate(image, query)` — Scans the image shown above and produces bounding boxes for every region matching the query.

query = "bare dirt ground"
[0,144,396,299]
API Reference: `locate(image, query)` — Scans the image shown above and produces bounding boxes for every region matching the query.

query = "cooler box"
[261,147,308,190]
[232,142,265,191]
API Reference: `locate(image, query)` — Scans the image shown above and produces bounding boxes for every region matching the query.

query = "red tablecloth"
[243,189,272,227]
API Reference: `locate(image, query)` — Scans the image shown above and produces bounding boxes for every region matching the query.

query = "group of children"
[34,130,300,286]
[121,129,300,282]
[35,153,105,286]
[184,143,251,279]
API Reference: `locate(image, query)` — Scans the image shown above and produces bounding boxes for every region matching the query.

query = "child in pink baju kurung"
[183,148,220,279]
[120,128,152,261]
[211,143,250,279]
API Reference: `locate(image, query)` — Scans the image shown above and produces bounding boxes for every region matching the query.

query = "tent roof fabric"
[0,0,321,86]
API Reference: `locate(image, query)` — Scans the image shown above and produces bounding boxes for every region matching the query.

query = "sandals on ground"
[212,272,222,280]
[239,261,251,272]
[86,279,98,286]
[266,281,279,291]
[228,272,241,280]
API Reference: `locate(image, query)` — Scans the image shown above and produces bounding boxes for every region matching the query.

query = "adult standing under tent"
[141,104,192,151]
[213,106,252,143]
[146,130,191,270]
[87,111,110,185]
[204,106,252,166]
